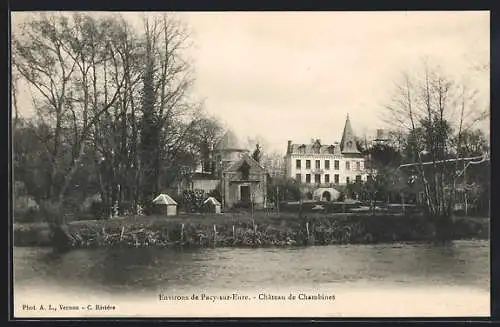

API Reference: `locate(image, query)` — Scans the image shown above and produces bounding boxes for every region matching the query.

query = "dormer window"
[313,139,321,154]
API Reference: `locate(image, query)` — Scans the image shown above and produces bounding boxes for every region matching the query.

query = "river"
[13,240,490,318]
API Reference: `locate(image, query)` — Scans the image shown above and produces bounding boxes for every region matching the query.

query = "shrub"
[233,201,252,209]
[13,195,40,223]
[182,189,207,212]
[89,201,109,220]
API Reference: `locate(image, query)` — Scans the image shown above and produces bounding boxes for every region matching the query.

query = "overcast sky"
[12,11,490,154]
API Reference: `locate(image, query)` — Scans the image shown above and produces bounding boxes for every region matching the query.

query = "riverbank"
[13,212,489,248]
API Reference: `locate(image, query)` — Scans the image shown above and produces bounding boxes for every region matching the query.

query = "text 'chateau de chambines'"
[183,114,386,210]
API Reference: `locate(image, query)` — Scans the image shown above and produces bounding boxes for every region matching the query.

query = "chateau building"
[284,115,370,200]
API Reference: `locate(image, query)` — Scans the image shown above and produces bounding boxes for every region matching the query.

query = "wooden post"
[306,222,310,240]
[299,193,303,219]
[251,189,255,218]
[213,224,217,245]
[464,161,468,216]
[401,192,405,214]
[276,186,280,216]
[120,226,125,242]
[180,223,184,242]
[222,172,226,210]
[232,225,235,239]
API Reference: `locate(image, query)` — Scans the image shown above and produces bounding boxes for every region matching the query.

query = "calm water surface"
[14,240,489,296]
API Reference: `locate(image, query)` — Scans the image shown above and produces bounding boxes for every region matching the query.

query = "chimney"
[287,140,292,154]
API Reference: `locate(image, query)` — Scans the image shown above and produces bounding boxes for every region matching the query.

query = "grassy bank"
[13,212,489,248]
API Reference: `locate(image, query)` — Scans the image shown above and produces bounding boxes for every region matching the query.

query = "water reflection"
[14,240,490,296]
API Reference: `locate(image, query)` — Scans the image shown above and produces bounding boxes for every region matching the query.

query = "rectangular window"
[334,160,340,170]
[306,174,311,183]
[325,174,330,183]
[346,176,350,184]
[356,162,360,171]
[346,161,350,170]
[334,174,339,184]
[356,175,362,183]
[315,174,321,183]
[240,185,250,202]
[306,160,311,169]
[315,160,320,169]
[295,174,301,182]
[325,160,330,170]
[296,159,301,169]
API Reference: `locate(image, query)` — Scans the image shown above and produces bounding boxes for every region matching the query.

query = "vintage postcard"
[11,11,490,318]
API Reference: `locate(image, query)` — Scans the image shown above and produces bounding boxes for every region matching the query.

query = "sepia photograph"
[11,11,490,318]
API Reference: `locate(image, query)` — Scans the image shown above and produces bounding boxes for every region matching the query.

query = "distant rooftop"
[287,114,361,155]
[288,140,342,155]
[216,130,246,151]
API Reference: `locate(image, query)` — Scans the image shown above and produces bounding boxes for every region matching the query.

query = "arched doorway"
[322,191,331,202]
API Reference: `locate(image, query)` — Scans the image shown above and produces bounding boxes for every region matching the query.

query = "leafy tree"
[366,143,402,169]
[267,177,301,204]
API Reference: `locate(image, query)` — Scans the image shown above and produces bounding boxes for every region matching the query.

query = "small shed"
[152,193,178,216]
[203,197,222,214]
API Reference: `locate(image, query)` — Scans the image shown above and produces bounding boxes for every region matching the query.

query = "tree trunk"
[434,213,453,242]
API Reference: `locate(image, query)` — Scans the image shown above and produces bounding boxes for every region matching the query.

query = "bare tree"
[13,13,221,225]
[89,14,144,215]
[13,13,126,221]
[384,59,488,240]
[11,67,20,128]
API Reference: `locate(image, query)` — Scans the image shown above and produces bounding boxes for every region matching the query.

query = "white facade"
[284,115,371,187]
[285,154,368,186]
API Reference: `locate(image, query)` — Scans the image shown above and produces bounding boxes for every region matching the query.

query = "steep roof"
[226,153,267,173]
[288,142,342,155]
[216,130,245,151]
[340,114,360,154]
[152,194,177,206]
[203,197,221,206]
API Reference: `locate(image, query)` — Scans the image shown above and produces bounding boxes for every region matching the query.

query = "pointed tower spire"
[340,114,360,154]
